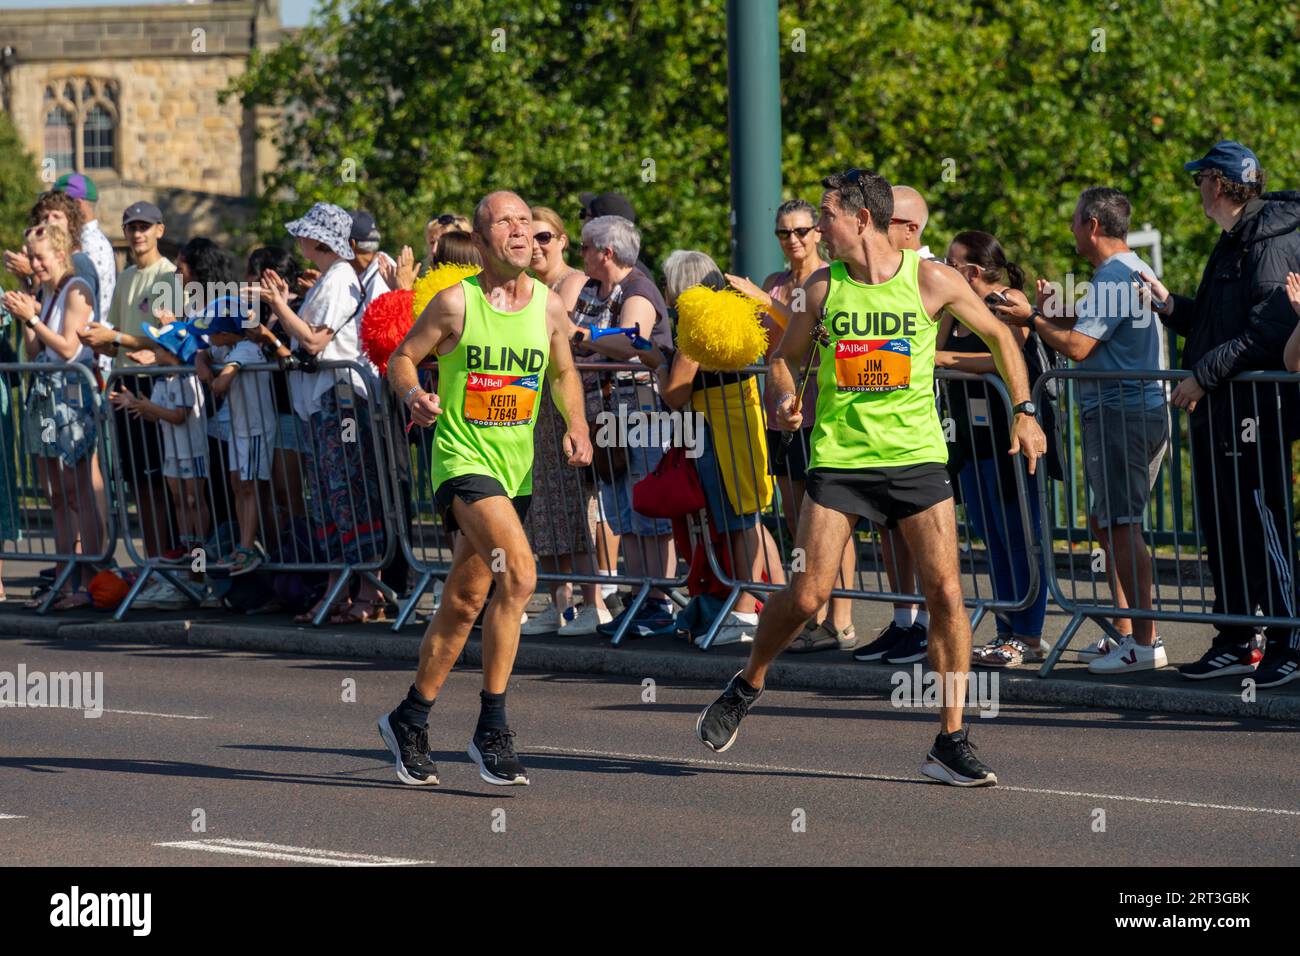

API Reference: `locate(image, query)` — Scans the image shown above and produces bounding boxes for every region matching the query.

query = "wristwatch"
[1013,400,1037,417]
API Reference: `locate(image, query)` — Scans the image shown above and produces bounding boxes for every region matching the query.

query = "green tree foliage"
[232,0,1300,294]
[0,112,40,293]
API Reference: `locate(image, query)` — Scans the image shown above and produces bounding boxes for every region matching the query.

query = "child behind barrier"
[195,301,279,576]
[110,321,211,579]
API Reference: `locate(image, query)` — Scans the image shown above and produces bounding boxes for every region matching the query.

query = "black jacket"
[1161,191,1300,436]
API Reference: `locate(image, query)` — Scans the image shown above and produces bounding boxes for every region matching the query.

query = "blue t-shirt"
[1073,251,1165,412]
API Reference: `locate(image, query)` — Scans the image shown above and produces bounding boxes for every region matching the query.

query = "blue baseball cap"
[1184,140,1261,185]
[144,321,201,364]
[190,295,254,343]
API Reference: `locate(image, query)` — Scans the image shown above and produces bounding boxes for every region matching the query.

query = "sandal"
[24,585,54,610]
[51,590,94,611]
[227,545,266,577]
[330,598,387,626]
[787,621,856,654]
[295,598,347,625]
[972,636,1050,668]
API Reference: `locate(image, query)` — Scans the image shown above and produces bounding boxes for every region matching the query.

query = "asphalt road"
[1,635,1297,866]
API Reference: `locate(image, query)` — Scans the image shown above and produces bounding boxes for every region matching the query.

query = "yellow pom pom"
[675,286,769,371]
[412,262,482,319]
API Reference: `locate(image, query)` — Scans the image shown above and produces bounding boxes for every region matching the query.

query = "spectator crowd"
[3,137,1300,690]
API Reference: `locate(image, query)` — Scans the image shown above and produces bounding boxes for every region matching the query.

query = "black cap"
[350,209,380,243]
[122,201,163,225]
[580,191,636,223]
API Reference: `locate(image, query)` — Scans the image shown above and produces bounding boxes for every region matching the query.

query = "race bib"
[835,339,911,392]
[465,372,539,426]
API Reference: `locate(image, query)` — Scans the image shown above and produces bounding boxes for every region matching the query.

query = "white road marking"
[154,839,432,866]
[530,745,1300,818]
[0,814,26,820]
[0,703,209,720]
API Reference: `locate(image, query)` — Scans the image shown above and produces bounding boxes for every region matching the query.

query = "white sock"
[598,569,616,600]
[730,610,758,625]
[893,607,916,628]
[914,610,929,629]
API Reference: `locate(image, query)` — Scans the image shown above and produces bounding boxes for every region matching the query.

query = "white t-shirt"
[288,259,367,420]
[153,373,208,461]
[222,339,278,438]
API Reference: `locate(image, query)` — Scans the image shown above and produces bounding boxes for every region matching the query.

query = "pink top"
[762,267,821,428]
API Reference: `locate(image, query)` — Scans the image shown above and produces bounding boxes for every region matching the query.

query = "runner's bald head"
[473,191,529,239]
[891,186,929,234]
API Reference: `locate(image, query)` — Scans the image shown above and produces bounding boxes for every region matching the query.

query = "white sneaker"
[1075,635,1120,661]
[1088,636,1167,674]
[132,576,190,610]
[695,614,756,648]
[565,605,612,636]
[521,605,564,635]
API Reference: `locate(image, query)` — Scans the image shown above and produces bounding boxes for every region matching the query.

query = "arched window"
[44,106,75,174]
[83,105,114,170]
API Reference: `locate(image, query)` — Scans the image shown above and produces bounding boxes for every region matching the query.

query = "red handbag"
[632,446,707,518]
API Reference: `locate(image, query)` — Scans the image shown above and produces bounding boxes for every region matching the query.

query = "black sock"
[476,690,508,736]
[395,685,434,728]
[735,674,760,697]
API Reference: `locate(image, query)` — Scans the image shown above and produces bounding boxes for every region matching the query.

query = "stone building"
[0,0,283,257]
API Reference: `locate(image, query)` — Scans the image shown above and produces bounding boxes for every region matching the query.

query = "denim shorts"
[697,426,758,533]
[596,441,673,537]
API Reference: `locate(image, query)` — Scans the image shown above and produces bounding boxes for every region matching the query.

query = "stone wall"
[0,1,281,253]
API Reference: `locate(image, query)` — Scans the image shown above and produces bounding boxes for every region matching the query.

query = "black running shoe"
[377,712,439,786]
[883,623,929,664]
[1177,639,1262,680]
[1254,648,1300,689]
[695,671,762,753]
[922,728,997,787]
[853,622,910,662]
[469,728,530,786]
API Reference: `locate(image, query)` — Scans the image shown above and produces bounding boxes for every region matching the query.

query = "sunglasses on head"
[23,225,46,240]
[889,217,915,227]
[775,226,816,240]
[435,213,458,226]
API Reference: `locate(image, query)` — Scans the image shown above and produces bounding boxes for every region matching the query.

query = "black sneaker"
[853,622,909,662]
[922,728,997,787]
[1177,639,1262,680]
[695,671,762,753]
[883,623,928,664]
[469,727,530,786]
[377,712,439,786]
[1254,648,1300,689]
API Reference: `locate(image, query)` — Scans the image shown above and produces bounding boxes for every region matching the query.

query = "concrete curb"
[7,616,1298,722]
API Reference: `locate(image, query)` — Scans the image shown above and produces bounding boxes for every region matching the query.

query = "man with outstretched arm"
[695,168,1045,786]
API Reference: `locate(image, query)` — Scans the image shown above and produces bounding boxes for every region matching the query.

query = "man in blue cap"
[1142,140,1300,688]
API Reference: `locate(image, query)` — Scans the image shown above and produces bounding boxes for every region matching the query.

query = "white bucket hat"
[285,201,355,260]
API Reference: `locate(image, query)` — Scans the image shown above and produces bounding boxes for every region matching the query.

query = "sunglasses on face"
[533,231,559,246]
[775,227,816,240]
[1192,171,1213,187]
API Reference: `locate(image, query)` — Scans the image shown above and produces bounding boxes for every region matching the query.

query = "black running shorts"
[434,473,532,534]
[805,462,952,528]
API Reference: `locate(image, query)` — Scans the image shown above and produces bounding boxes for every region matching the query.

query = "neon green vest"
[809,249,947,469]
[431,274,550,496]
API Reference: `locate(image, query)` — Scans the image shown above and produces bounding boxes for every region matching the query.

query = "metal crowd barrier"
[685,366,1040,650]
[1034,368,1300,675]
[385,360,698,644]
[0,361,117,612]
[103,359,399,624]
